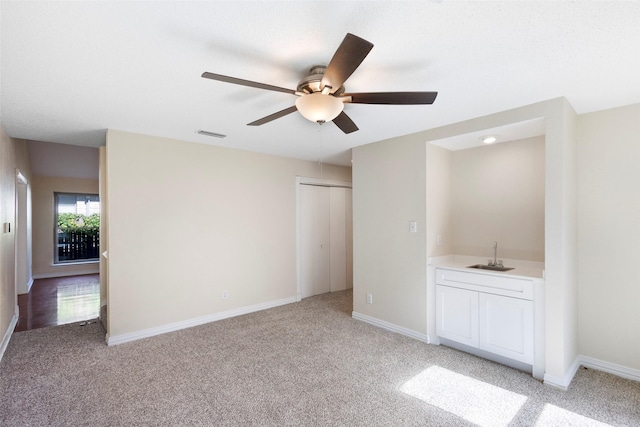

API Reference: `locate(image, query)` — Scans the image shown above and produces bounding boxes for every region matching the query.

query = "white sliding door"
[300,185,330,298]
[299,184,353,299]
[330,187,347,292]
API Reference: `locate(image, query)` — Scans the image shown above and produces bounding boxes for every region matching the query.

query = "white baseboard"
[352,310,640,389]
[580,355,640,383]
[33,269,99,279]
[16,277,35,296]
[543,354,640,389]
[107,296,297,346]
[543,356,581,390]
[352,311,430,344]
[0,311,19,363]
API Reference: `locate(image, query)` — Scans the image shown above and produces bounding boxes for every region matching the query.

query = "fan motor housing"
[297,65,344,95]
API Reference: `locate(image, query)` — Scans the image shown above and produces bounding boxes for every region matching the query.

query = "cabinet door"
[479,293,533,364]
[436,285,479,347]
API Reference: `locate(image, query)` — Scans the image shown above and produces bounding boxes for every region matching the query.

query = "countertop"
[429,255,545,280]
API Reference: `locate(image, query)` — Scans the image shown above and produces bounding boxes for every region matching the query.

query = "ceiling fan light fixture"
[295,93,344,124]
[201,33,437,133]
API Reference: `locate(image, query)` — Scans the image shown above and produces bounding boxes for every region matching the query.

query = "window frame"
[53,192,100,265]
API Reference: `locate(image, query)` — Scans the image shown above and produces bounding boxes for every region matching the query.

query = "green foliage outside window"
[57,213,100,235]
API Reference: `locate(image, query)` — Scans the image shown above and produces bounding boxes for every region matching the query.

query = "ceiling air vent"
[197,130,226,138]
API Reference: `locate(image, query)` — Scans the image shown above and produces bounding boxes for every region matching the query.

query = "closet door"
[300,185,330,298]
[329,187,347,292]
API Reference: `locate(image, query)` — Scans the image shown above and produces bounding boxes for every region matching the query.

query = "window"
[55,193,100,264]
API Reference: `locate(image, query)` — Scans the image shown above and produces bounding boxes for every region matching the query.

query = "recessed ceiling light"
[197,130,226,138]
[481,135,498,144]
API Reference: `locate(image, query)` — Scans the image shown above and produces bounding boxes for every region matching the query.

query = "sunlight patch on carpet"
[535,404,612,426]
[400,366,527,426]
[57,285,100,322]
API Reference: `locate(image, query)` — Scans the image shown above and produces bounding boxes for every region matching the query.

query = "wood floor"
[15,274,100,332]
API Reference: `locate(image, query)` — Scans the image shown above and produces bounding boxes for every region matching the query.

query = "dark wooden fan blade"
[321,34,374,93]
[202,72,296,95]
[342,91,438,105]
[247,105,298,126]
[332,111,359,134]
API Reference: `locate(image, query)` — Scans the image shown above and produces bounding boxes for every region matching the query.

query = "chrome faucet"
[488,241,503,268]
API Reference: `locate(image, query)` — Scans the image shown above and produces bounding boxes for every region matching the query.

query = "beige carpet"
[1,290,639,426]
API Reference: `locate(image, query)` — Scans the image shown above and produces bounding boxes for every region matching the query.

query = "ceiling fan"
[202,33,438,134]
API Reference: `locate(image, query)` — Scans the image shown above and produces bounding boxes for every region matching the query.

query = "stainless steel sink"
[467,264,514,272]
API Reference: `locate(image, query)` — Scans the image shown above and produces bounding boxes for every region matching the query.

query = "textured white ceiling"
[2,1,639,166]
[430,118,545,151]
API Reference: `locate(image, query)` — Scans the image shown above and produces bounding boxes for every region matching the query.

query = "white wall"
[353,98,579,387]
[105,130,351,340]
[426,143,452,339]
[352,134,427,336]
[577,103,640,371]
[0,127,31,359]
[450,136,545,262]
[15,177,32,294]
[99,147,109,314]
[426,143,452,258]
[28,140,99,180]
[0,127,18,353]
[543,100,578,386]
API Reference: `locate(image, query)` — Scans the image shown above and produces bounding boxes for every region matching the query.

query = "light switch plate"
[409,221,417,233]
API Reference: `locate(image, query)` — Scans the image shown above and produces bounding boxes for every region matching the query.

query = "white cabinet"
[436,285,478,347]
[436,268,535,365]
[478,292,533,363]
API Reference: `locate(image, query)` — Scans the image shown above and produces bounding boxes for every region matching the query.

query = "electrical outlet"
[222,290,228,300]
[437,234,442,245]
[366,293,373,304]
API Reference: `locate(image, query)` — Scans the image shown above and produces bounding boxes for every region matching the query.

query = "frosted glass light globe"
[295,93,344,123]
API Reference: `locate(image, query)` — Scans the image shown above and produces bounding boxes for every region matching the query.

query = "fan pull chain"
[317,124,324,179]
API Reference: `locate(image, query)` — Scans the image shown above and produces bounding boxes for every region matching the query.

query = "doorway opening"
[296,177,353,301]
[15,274,100,332]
